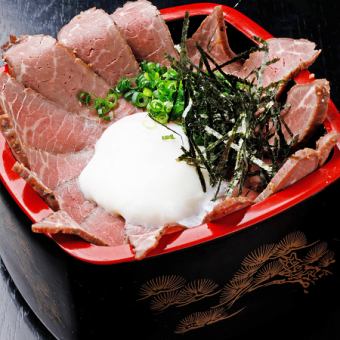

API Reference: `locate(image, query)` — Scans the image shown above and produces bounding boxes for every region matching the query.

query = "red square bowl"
[0,3,339,266]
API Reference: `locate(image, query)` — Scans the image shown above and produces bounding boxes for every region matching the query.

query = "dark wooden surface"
[0,0,339,339]
[0,260,53,340]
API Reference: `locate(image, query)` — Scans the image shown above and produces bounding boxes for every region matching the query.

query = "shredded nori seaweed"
[168,13,294,198]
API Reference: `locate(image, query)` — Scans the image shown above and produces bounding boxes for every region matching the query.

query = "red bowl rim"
[0,2,339,265]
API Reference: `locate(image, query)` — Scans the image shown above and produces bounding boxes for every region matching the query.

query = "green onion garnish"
[111,61,185,124]
[78,61,185,122]
[143,88,153,97]
[148,99,163,113]
[115,78,132,93]
[94,98,114,119]
[150,111,168,124]
[107,93,118,107]
[78,91,91,105]
[163,101,173,113]
[162,134,175,140]
[131,92,149,108]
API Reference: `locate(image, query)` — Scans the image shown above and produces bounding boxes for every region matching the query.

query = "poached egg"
[79,112,215,228]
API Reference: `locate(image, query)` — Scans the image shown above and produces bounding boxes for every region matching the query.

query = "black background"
[0,0,339,339]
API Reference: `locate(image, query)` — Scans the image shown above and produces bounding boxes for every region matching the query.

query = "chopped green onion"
[78,91,91,105]
[136,74,150,89]
[236,81,250,91]
[152,89,160,99]
[102,115,112,121]
[162,68,178,80]
[151,111,169,124]
[173,100,184,116]
[148,99,164,113]
[116,78,132,93]
[94,98,114,116]
[163,101,173,113]
[79,60,185,122]
[162,134,175,140]
[107,92,118,107]
[144,72,150,81]
[131,92,149,108]
[141,61,155,73]
[143,88,153,97]
[157,81,177,99]
[124,90,135,101]
[158,65,168,75]
[166,80,177,92]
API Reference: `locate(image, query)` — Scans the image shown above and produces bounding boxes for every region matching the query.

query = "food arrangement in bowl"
[0,0,339,264]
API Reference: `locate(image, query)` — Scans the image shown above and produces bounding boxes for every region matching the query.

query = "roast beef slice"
[32,207,126,247]
[58,7,139,86]
[112,0,178,65]
[0,109,28,166]
[0,72,104,154]
[281,79,329,145]
[127,196,254,259]
[32,210,109,246]
[187,6,242,74]
[4,35,111,118]
[256,148,320,202]
[239,38,320,90]
[13,162,59,210]
[316,131,339,166]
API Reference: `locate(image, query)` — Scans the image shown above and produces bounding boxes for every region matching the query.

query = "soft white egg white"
[79,112,215,228]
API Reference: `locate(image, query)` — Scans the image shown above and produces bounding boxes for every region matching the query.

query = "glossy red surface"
[0,3,339,264]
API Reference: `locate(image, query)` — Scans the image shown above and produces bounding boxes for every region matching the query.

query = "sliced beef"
[239,38,320,90]
[16,153,128,247]
[2,35,133,249]
[3,35,110,119]
[126,196,254,259]
[316,132,339,166]
[256,132,338,203]
[242,167,265,194]
[54,178,96,224]
[58,8,139,86]
[80,207,126,246]
[187,6,241,74]
[0,110,28,166]
[25,148,93,190]
[0,72,104,153]
[14,158,127,245]
[239,188,259,200]
[256,148,319,201]
[112,0,178,65]
[33,208,126,247]
[281,79,329,144]
[204,196,254,223]
[77,194,253,259]
[112,96,140,122]
[0,68,112,230]
[13,162,59,210]
[32,210,109,246]
[125,224,172,260]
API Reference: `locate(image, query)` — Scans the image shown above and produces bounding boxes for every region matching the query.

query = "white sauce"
[79,112,214,228]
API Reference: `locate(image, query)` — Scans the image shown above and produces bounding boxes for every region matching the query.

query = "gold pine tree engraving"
[138,275,186,300]
[175,279,221,307]
[150,290,181,311]
[138,231,335,334]
[147,279,220,311]
[175,307,244,334]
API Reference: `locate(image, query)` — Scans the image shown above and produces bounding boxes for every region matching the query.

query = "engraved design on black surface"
[138,231,335,334]
[138,275,186,300]
[175,306,244,334]
[148,278,221,311]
